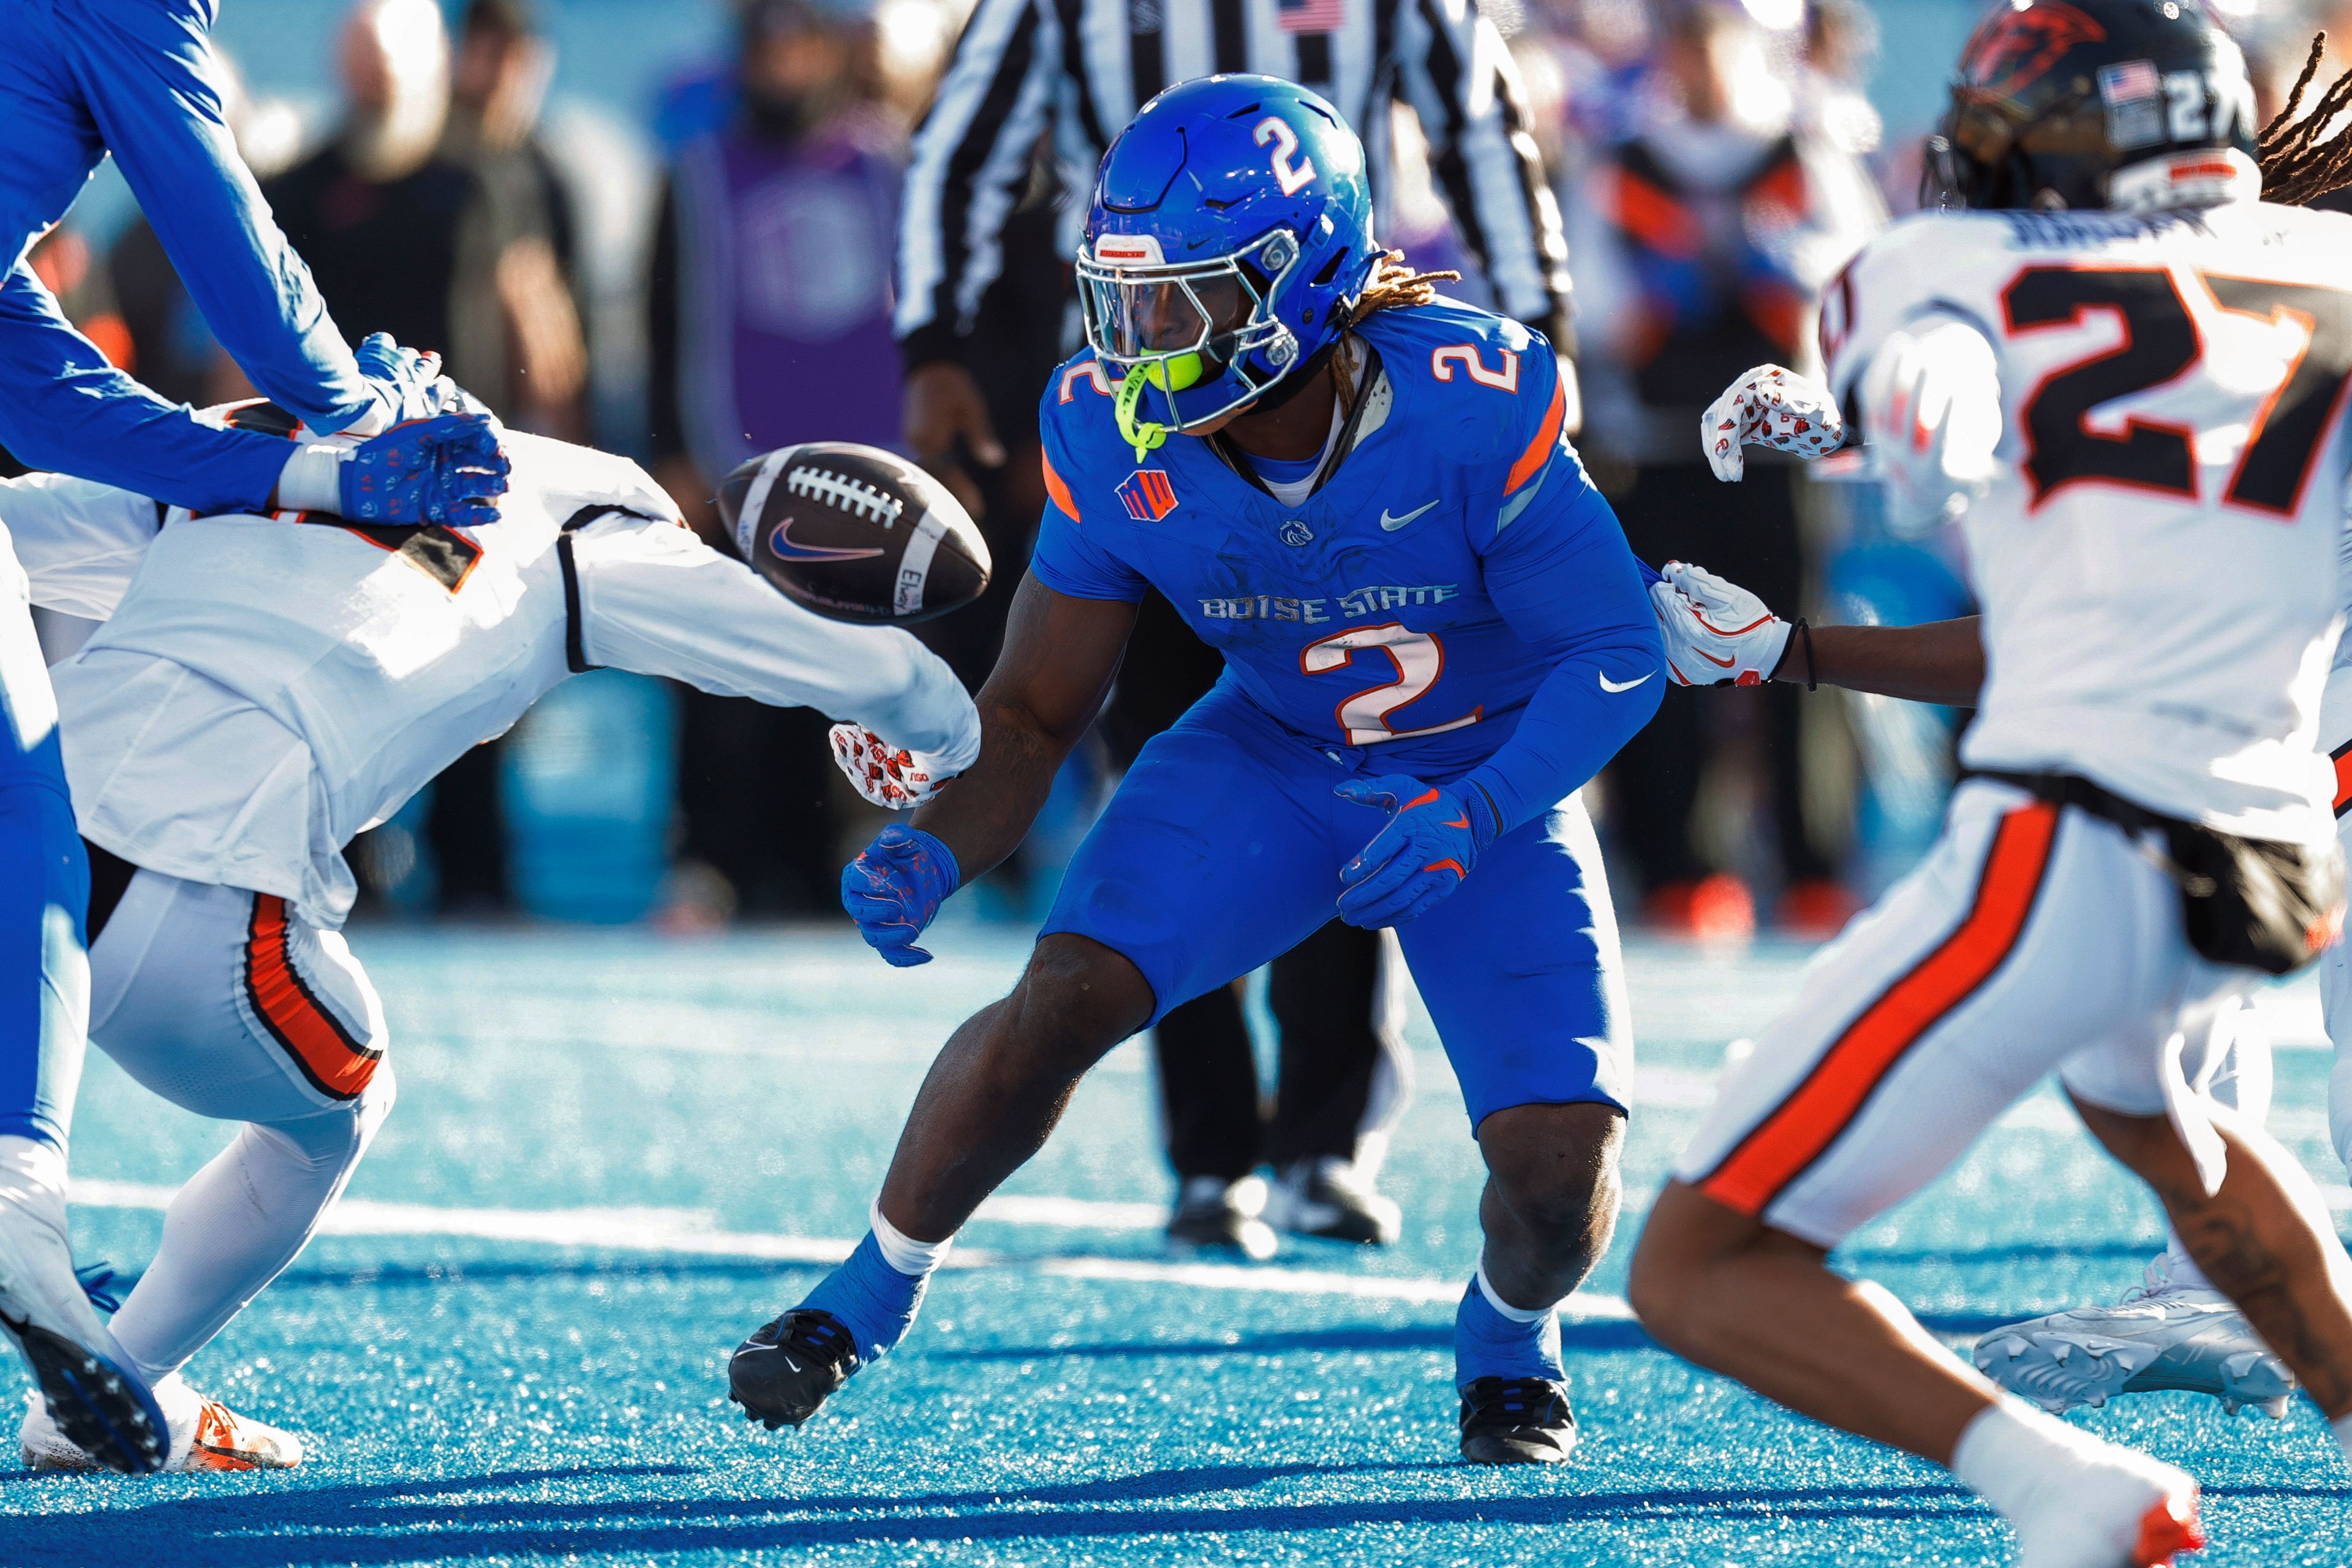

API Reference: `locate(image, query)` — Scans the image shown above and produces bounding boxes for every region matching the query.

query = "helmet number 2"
[1302,624,1483,745]
[1254,116,1316,196]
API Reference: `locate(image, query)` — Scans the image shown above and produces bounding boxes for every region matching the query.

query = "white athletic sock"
[1950,1396,2107,1526]
[108,1095,388,1386]
[870,1200,954,1278]
[2332,1411,2352,1469]
[1475,1252,1559,1321]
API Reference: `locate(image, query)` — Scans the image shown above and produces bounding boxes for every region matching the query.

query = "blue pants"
[1,594,88,1153]
[1044,690,1629,1128]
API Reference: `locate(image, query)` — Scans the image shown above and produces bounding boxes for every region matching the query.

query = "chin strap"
[1115,364,1171,462]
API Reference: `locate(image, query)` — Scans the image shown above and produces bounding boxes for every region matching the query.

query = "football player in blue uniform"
[731,75,1662,1464]
[0,0,507,1476]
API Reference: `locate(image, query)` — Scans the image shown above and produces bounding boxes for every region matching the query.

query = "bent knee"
[1627,1182,1788,1349]
[1481,1102,1626,1231]
[1008,935,1154,1068]
[265,1064,397,1170]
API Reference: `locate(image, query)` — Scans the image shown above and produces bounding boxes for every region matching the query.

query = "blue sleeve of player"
[51,0,373,432]
[0,263,293,515]
[1026,414,1148,604]
[1456,424,1664,834]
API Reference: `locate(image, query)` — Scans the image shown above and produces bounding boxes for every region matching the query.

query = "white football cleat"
[1974,1255,2295,1418]
[0,1138,167,1473]
[21,1374,305,1472]
[2012,1444,2204,1568]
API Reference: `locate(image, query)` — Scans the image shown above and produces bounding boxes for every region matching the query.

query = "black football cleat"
[1267,1158,1402,1246]
[1458,1376,1578,1464]
[728,1308,861,1431]
[1164,1177,1277,1261]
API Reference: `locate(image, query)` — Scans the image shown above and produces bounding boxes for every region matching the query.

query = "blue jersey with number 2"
[1030,298,1663,832]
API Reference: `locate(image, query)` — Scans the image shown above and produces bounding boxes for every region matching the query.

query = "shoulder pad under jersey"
[1354,300,1563,480]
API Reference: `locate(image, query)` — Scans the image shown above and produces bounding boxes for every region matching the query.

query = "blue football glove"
[341,414,511,527]
[352,332,447,426]
[841,825,961,967]
[1334,774,1499,929]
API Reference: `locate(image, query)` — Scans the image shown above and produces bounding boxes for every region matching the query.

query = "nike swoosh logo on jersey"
[1599,671,1654,693]
[767,516,886,563]
[1379,500,1440,531]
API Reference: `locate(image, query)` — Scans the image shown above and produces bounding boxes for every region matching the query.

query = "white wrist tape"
[275,444,347,513]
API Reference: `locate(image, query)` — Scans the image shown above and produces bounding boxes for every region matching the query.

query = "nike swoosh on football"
[767,516,886,563]
[1378,500,1440,531]
[1599,671,1654,693]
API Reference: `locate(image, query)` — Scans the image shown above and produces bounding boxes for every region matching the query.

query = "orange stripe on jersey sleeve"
[1504,375,1568,497]
[2332,742,2352,817]
[244,896,380,1101]
[1042,449,1080,520]
[1697,801,2059,1217]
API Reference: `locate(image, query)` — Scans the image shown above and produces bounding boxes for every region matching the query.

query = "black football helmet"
[1923,0,2256,211]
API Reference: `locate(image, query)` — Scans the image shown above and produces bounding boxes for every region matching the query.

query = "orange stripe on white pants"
[244,895,381,1102]
[1673,779,2262,1248]
[1695,801,2057,1217]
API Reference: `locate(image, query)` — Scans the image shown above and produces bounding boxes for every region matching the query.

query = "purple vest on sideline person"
[672,115,905,480]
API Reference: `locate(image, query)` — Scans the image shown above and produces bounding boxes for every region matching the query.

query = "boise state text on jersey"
[1033,298,1643,781]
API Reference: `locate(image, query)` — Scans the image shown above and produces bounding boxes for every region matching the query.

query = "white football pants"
[86,867,393,1386]
[1675,779,2253,1246]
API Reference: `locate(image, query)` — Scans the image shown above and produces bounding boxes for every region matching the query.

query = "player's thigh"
[1392,792,1632,1129]
[89,870,388,1125]
[1675,782,2177,1248]
[1041,711,1341,1027]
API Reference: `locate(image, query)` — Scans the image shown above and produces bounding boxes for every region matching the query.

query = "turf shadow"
[0,1468,1999,1566]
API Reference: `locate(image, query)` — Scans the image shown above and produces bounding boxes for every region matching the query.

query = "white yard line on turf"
[66,1177,1633,1318]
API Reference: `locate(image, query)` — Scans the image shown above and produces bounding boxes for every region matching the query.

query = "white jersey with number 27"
[1823,197,2352,843]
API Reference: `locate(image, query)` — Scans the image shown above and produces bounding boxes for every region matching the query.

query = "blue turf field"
[6,915,2349,1566]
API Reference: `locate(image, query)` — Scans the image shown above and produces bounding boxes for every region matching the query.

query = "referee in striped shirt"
[887,0,1576,1258]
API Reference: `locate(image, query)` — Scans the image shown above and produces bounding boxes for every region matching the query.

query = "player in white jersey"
[1673,41,2352,1437]
[0,407,978,1471]
[1626,6,2352,1566]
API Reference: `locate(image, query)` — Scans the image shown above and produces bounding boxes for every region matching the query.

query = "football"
[717,442,992,625]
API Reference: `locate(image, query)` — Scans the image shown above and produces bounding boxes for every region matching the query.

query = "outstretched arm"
[1654,560,1985,707]
[1779,618,1985,707]
[64,0,374,432]
[911,573,1137,881]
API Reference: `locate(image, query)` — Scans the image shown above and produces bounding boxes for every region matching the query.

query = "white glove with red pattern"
[1702,364,1845,481]
[830,724,956,809]
[1649,561,1792,687]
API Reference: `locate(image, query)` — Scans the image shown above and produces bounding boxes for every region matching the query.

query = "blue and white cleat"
[0,1147,167,1474]
[1973,1256,2295,1419]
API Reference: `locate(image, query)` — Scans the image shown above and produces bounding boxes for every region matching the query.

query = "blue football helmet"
[1076,74,1379,457]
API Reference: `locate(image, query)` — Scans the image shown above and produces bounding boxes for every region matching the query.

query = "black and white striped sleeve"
[894,0,1065,371]
[1389,0,1572,331]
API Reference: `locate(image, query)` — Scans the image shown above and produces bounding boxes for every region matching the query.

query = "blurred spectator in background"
[267,0,582,918]
[891,0,1577,1255]
[445,0,590,437]
[647,0,908,921]
[1566,0,1880,940]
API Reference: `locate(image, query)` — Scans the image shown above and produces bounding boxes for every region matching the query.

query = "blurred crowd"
[24,0,2352,940]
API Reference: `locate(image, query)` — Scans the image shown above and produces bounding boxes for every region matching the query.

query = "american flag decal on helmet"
[1117,469,1178,522]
